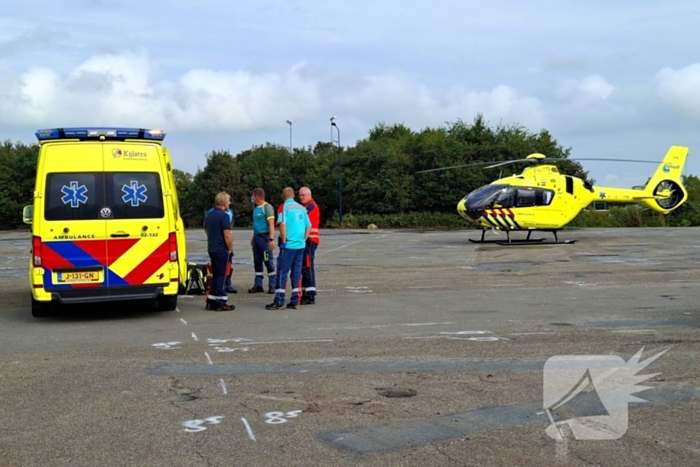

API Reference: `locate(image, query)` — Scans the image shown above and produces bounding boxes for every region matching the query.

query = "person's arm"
[279,223,287,245]
[265,203,275,249]
[277,208,286,245]
[303,211,311,241]
[224,229,233,253]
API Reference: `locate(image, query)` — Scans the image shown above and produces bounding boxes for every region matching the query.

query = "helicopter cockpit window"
[536,189,555,206]
[493,187,516,208]
[516,189,536,207]
[465,184,509,208]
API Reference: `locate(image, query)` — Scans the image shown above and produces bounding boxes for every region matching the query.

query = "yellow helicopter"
[418,146,689,245]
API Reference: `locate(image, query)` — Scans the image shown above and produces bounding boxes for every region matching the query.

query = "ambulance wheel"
[31,296,52,318]
[157,294,178,312]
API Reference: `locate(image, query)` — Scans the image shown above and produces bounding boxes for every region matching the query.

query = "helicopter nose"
[457,198,481,222]
[458,197,486,225]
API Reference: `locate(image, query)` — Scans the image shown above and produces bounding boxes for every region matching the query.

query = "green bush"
[325,211,470,229]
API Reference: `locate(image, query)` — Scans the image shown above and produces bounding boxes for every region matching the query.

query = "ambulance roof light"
[35,127,166,142]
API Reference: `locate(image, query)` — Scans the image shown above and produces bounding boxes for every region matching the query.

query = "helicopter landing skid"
[470,229,575,246]
[496,239,576,246]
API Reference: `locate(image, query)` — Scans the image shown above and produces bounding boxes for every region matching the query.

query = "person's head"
[298,187,312,205]
[215,191,231,208]
[282,187,295,201]
[252,187,265,205]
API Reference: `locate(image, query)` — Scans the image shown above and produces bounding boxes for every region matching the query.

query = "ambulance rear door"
[101,143,174,293]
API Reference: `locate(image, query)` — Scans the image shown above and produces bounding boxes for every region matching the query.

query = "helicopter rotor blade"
[416,157,661,174]
[415,161,513,174]
[484,160,538,169]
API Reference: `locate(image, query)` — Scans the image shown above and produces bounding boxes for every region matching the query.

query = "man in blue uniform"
[204,204,236,293]
[266,187,310,310]
[204,192,235,311]
[248,188,277,294]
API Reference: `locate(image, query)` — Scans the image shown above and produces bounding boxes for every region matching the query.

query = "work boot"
[265,302,283,310]
[286,303,300,310]
[301,296,316,305]
[267,288,275,294]
[248,285,264,293]
[225,286,238,294]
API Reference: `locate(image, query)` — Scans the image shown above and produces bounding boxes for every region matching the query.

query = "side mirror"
[23,206,33,225]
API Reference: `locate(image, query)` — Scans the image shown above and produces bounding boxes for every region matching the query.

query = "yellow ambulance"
[23,128,187,317]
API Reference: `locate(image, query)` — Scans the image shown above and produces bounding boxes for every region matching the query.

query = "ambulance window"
[45,173,104,221]
[108,172,164,219]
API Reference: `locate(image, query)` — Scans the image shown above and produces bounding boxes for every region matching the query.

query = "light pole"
[286,120,292,154]
[330,116,342,225]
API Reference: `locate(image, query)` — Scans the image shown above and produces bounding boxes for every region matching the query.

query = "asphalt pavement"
[0,227,699,467]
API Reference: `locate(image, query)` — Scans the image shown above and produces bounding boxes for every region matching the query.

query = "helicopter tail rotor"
[640,146,689,213]
[651,180,685,210]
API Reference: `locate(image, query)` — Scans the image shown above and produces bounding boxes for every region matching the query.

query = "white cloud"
[0,51,545,134]
[0,51,323,131]
[556,75,616,103]
[655,63,700,117]
[332,73,545,131]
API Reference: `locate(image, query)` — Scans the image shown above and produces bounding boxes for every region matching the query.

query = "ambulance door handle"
[110,232,130,238]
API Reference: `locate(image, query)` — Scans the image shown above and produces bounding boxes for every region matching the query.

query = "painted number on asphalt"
[182,416,224,433]
[265,410,302,424]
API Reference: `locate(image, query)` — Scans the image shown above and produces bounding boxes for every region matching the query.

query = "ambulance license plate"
[58,271,101,283]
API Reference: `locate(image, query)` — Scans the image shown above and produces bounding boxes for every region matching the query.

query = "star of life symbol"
[543,347,666,440]
[61,181,88,208]
[122,180,148,207]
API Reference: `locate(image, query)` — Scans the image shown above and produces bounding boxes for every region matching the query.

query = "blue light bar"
[35,127,166,142]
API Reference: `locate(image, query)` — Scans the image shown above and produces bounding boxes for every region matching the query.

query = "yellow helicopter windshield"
[465,184,511,209]
[465,185,555,209]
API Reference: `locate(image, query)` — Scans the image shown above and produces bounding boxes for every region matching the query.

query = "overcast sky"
[2,0,700,188]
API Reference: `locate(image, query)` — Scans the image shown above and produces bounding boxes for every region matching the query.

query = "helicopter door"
[565,176,574,195]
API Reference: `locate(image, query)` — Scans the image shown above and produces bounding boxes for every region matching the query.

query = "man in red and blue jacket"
[298,187,320,305]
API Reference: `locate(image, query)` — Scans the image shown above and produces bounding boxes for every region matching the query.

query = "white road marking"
[152,342,181,350]
[219,379,228,395]
[191,333,198,342]
[245,339,334,345]
[609,329,656,333]
[178,295,194,299]
[175,307,180,312]
[318,240,365,256]
[401,322,452,326]
[180,318,187,325]
[213,346,250,352]
[241,418,256,441]
[440,331,492,335]
[207,338,253,344]
[205,352,213,365]
[510,332,556,336]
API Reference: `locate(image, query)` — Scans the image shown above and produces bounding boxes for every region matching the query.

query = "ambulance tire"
[157,294,178,312]
[31,296,52,318]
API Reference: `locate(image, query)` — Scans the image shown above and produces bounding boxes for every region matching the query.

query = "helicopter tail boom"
[591,146,688,214]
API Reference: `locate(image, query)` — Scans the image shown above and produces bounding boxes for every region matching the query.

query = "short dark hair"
[252,188,265,200]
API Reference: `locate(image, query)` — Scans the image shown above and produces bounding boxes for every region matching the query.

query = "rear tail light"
[32,236,43,267]
[168,233,177,262]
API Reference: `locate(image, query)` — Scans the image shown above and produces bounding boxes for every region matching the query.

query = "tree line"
[2,116,698,229]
